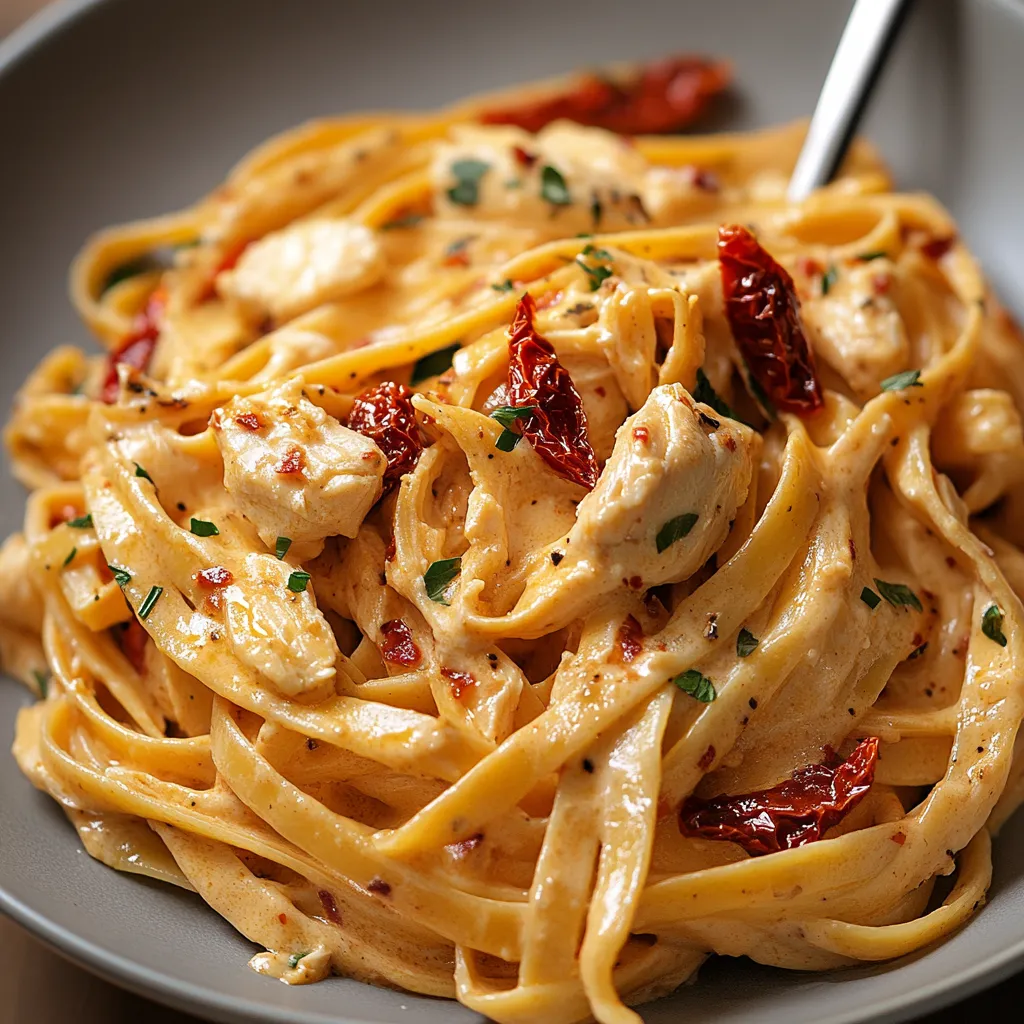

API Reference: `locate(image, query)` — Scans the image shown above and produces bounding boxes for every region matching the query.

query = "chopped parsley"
[860,586,881,609]
[693,368,737,420]
[32,669,49,699]
[189,518,219,537]
[446,159,490,206]
[656,513,699,554]
[495,429,520,452]
[380,212,424,230]
[982,604,1007,647]
[491,279,515,293]
[821,264,838,295]
[287,570,311,594]
[874,578,923,612]
[590,195,603,227]
[736,628,759,657]
[411,343,460,384]
[67,513,93,529]
[62,547,77,568]
[575,244,614,291]
[672,668,716,703]
[880,369,922,392]
[275,536,292,560]
[138,585,163,620]
[490,405,537,429]
[423,557,461,605]
[108,564,132,587]
[858,250,887,261]
[540,164,571,207]
[101,254,163,294]
[287,952,310,969]
[134,463,154,483]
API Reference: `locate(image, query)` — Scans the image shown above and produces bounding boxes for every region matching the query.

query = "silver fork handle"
[788,0,912,203]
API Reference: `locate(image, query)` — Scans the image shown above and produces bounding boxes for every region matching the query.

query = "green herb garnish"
[287,570,311,594]
[858,251,887,261]
[423,557,461,605]
[32,669,49,699]
[108,565,132,587]
[189,518,219,537]
[693,368,737,420]
[656,513,699,554]
[821,264,838,295]
[67,513,93,529]
[275,536,292,560]
[540,164,571,206]
[490,405,537,429]
[982,604,1008,647]
[288,952,310,969]
[874,579,923,612]
[736,628,759,657]
[880,369,922,392]
[672,669,716,703]
[134,463,153,483]
[446,159,490,206]
[860,586,881,609]
[138,585,163,620]
[410,343,460,384]
[495,429,520,452]
[62,547,77,568]
[491,279,515,293]
[101,254,163,294]
[380,212,424,230]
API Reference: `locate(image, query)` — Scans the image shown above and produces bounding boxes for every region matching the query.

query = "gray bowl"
[2,1,1023,1022]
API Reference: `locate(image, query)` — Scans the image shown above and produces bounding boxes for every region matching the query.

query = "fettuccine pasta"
[4,58,1024,1024]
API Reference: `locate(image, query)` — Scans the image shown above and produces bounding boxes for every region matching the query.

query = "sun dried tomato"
[718,225,823,415]
[507,294,597,489]
[379,619,421,668]
[345,381,423,491]
[616,614,644,662]
[480,56,730,135]
[678,736,878,856]
[101,288,166,403]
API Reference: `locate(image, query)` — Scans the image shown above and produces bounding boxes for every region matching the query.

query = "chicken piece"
[508,383,756,636]
[222,553,338,701]
[217,217,385,323]
[211,381,385,561]
[433,122,650,234]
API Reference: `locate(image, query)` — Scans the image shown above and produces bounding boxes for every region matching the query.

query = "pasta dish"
[4,57,1024,1024]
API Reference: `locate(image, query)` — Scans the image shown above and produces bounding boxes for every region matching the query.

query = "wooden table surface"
[0,3,1020,1023]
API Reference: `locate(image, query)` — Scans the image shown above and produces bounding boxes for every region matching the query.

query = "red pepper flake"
[274,446,305,475]
[277,913,288,924]
[687,166,720,192]
[678,736,879,855]
[718,225,823,415]
[921,235,956,261]
[512,145,538,167]
[446,832,485,858]
[632,425,650,444]
[379,619,421,668]
[345,381,423,491]
[441,666,477,701]
[234,412,262,431]
[723,435,737,452]
[615,614,644,662]
[196,566,233,588]
[480,56,731,135]
[507,295,597,489]
[50,504,81,528]
[367,877,392,897]
[101,288,166,403]
[698,745,716,770]
[797,257,824,278]
[872,273,892,295]
[318,889,343,924]
[443,237,472,267]
[627,575,643,590]
[891,831,907,845]
[594,385,607,397]
[115,618,149,675]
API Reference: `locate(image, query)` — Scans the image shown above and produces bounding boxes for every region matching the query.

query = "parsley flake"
[411,343,460,384]
[860,586,881,609]
[821,264,838,295]
[736,628,759,657]
[138,585,163,620]
[490,405,537,429]
[275,536,292,560]
[495,429,521,452]
[189,518,219,537]
[858,250,887,261]
[656,513,699,554]
[874,579,923,612]
[134,463,153,483]
[62,547,77,568]
[423,557,461,605]
[982,604,1008,647]
[672,668,716,703]
[32,669,49,699]
[491,279,515,293]
[880,369,923,392]
[575,244,614,292]
[446,159,490,206]
[693,368,737,420]
[67,513,93,529]
[540,165,571,207]
[287,952,310,969]
[287,570,311,594]
[108,564,132,587]
[380,212,424,230]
